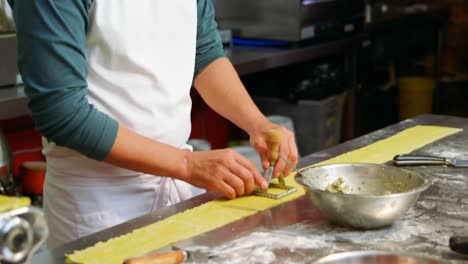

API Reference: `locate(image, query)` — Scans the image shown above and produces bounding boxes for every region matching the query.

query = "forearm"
[105,124,267,198]
[104,125,190,181]
[194,57,269,135]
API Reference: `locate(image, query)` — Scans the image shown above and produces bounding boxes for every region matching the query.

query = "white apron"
[43,0,198,248]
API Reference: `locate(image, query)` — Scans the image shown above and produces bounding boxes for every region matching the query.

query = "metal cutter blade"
[263,165,274,183]
[253,174,298,199]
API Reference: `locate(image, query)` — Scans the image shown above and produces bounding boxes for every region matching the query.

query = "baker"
[9,0,298,248]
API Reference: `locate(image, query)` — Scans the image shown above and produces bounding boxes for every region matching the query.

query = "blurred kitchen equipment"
[0,129,16,195]
[253,130,297,199]
[0,0,15,33]
[21,161,46,196]
[394,154,468,167]
[449,236,468,256]
[365,0,372,24]
[0,34,17,87]
[0,204,48,264]
[295,163,430,228]
[213,0,364,43]
[267,115,295,133]
[0,0,6,33]
[187,139,211,151]
[0,1,17,87]
[288,63,345,102]
[315,251,442,264]
[217,28,233,46]
[398,77,435,120]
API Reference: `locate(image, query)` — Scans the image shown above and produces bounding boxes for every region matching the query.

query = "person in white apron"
[10,0,298,248]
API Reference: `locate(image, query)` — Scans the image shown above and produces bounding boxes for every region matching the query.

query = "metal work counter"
[33,114,468,263]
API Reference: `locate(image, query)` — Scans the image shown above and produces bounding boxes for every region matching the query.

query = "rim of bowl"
[294,163,432,198]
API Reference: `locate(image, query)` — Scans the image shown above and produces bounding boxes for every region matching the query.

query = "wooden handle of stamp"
[266,130,282,164]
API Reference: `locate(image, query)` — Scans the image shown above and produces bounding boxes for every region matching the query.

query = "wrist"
[245,116,270,137]
[176,149,192,182]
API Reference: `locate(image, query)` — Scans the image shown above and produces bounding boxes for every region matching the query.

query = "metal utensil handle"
[449,236,468,255]
[276,150,302,176]
[393,154,447,166]
[394,154,446,161]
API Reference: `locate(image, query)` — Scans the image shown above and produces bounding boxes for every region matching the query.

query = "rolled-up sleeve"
[194,0,226,78]
[9,0,118,160]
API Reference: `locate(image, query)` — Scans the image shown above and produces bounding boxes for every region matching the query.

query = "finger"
[287,134,299,176]
[284,166,293,177]
[262,160,269,171]
[282,158,293,177]
[278,130,298,176]
[233,156,260,194]
[281,135,294,176]
[236,154,268,190]
[274,139,289,177]
[254,168,268,190]
[223,170,246,197]
[230,160,255,195]
[217,180,237,200]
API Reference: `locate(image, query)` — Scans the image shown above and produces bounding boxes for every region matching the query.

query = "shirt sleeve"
[9,0,118,161]
[194,0,226,78]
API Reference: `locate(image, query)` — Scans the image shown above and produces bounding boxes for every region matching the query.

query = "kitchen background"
[0,0,467,205]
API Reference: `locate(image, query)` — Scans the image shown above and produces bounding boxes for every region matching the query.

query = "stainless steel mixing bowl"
[295,163,431,229]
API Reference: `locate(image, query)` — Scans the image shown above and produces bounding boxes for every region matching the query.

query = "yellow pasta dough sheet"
[67,125,462,264]
[0,195,31,213]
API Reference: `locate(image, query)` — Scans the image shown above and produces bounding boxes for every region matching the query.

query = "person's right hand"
[182,149,268,199]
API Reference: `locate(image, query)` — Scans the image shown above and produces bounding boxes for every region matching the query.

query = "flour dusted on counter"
[185,227,330,264]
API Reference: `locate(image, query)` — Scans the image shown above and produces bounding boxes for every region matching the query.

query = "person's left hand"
[248,120,298,178]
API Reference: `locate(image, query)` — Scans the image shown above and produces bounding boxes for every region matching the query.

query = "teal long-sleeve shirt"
[8,0,225,161]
